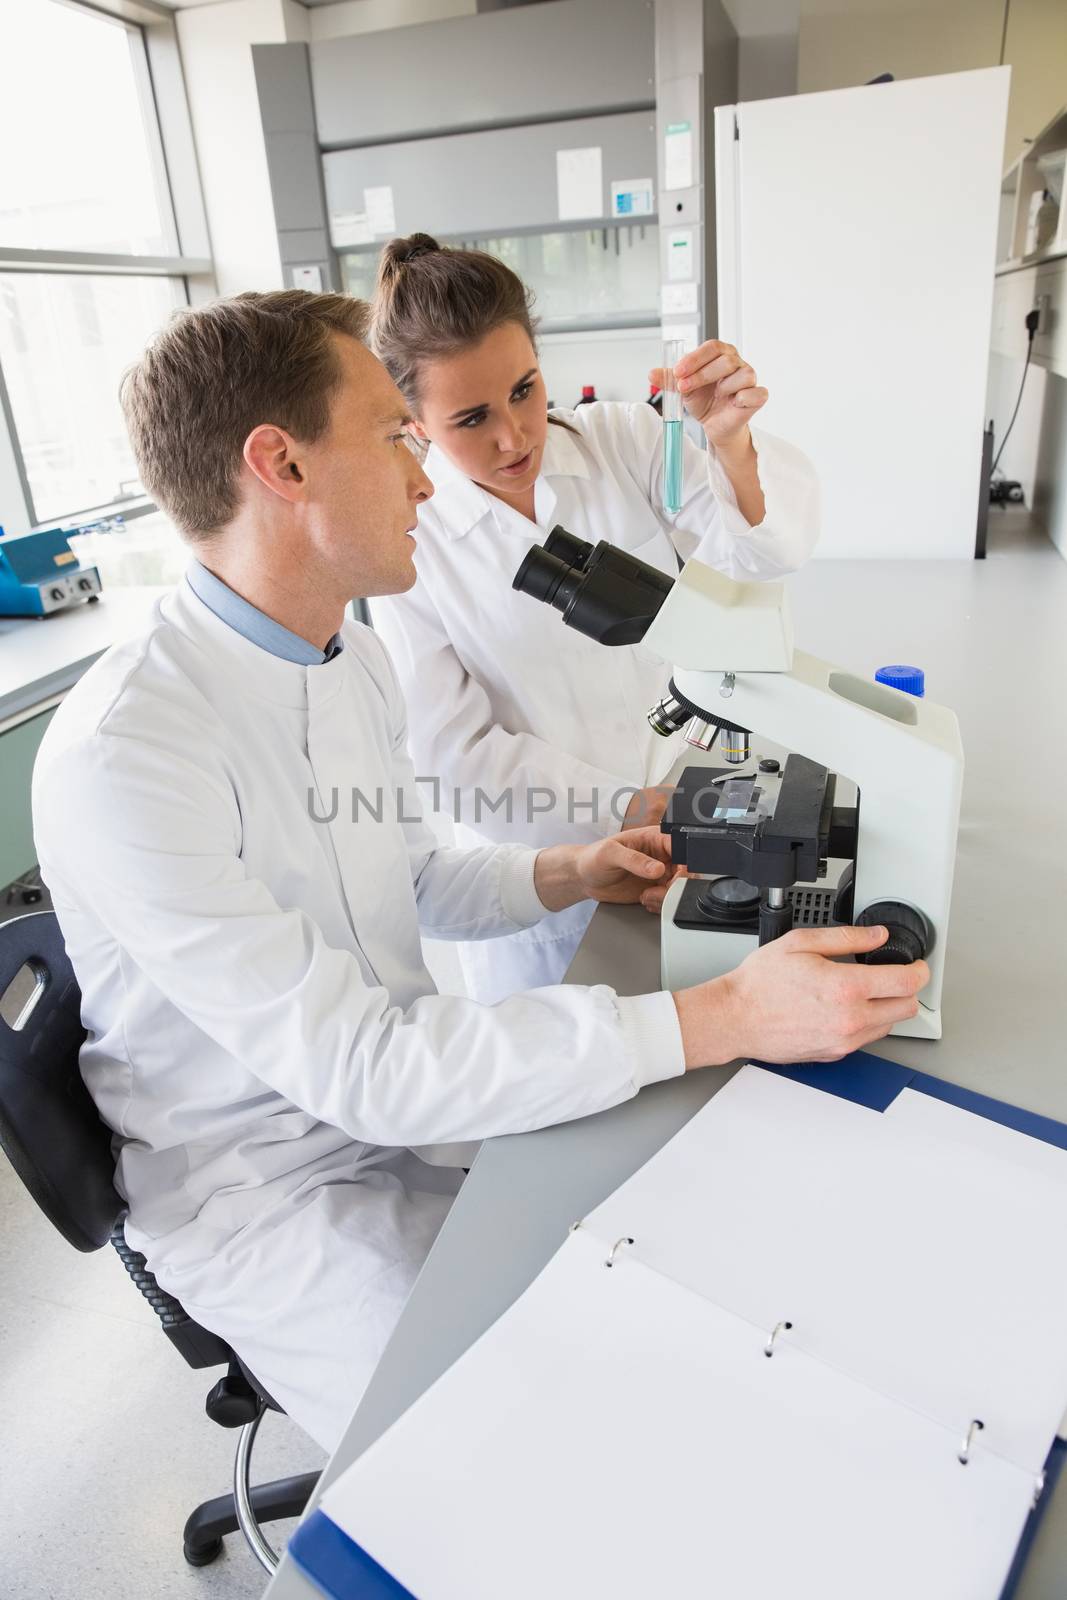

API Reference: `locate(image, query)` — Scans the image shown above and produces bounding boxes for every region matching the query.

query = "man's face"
[300,336,432,599]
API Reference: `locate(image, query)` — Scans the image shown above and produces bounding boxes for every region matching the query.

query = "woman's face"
[413,322,549,503]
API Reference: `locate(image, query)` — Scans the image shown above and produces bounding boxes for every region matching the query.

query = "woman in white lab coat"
[369,234,820,1003]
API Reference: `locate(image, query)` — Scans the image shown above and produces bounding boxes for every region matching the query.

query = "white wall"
[738,32,797,99]
[538,327,663,410]
[176,0,309,296]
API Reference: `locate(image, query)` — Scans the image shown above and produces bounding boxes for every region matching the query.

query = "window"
[340,225,660,332]
[0,1,175,257]
[0,273,183,522]
[0,1,211,530]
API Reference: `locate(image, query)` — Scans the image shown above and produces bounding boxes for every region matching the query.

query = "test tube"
[661,339,684,515]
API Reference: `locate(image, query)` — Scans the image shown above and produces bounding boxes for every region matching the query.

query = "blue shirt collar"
[186,560,344,665]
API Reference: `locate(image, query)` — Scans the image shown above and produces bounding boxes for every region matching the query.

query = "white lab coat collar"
[424,418,592,543]
[167,577,346,711]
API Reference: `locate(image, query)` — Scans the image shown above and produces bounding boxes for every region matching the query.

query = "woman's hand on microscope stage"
[673,924,931,1070]
[620,788,687,912]
[621,784,675,831]
[533,827,682,913]
[649,339,769,451]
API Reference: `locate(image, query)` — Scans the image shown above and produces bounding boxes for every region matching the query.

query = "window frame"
[0,0,215,534]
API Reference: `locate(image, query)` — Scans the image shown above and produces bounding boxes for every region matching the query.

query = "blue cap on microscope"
[875,664,925,697]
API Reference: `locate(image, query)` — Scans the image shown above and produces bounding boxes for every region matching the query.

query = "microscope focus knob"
[854,902,933,965]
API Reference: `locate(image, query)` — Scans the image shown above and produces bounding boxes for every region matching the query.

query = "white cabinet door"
[716,67,1010,559]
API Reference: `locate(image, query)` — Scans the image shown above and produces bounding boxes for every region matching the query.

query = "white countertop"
[0,586,169,727]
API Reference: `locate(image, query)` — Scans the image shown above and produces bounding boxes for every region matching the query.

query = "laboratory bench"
[0,588,167,890]
[266,542,1067,1600]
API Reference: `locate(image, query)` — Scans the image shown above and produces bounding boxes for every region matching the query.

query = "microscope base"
[659,878,942,1040]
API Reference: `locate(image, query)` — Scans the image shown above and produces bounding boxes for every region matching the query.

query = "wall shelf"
[996,102,1067,271]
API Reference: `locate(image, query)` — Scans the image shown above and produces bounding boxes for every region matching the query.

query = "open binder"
[290,1054,1067,1600]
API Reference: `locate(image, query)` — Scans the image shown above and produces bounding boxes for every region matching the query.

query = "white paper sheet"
[662,281,698,316]
[667,227,695,281]
[330,211,372,248]
[319,1227,1037,1600]
[664,120,694,190]
[883,1086,1067,1181]
[556,146,603,221]
[364,185,396,236]
[584,1067,1067,1475]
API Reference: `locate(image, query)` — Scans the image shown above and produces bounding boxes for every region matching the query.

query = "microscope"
[513,530,963,1039]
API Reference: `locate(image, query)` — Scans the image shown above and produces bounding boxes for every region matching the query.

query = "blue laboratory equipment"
[0,525,102,618]
[661,339,684,515]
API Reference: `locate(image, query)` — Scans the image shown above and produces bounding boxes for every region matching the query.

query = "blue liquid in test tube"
[662,340,684,514]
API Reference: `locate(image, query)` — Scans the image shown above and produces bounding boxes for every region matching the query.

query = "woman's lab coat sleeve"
[623,401,820,579]
[371,584,636,847]
[371,626,550,939]
[38,733,683,1147]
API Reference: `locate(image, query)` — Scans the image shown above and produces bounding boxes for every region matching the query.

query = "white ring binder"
[958,1418,985,1465]
[763,1320,793,1357]
[604,1236,635,1268]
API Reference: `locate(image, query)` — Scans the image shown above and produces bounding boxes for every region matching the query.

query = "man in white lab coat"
[32,292,926,1451]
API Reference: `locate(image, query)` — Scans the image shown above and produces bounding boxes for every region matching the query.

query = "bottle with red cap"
[576,385,596,407]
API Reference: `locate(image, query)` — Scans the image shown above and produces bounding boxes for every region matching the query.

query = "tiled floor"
[0,1145,327,1599]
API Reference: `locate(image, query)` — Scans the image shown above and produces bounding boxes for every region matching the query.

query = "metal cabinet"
[0,705,57,889]
[309,0,654,151]
[323,109,657,244]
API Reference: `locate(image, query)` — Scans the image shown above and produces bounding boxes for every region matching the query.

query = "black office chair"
[0,910,320,1575]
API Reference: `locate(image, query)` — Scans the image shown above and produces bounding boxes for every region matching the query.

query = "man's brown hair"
[120,290,369,541]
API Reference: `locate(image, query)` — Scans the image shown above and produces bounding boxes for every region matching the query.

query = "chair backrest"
[0,911,123,1251]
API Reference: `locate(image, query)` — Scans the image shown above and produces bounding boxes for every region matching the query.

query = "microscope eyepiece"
[512,527,674,647]
[511,546,584,612]
[541,527,595,570]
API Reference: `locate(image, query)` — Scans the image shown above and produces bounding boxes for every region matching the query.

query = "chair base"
[182,1471,320,1566]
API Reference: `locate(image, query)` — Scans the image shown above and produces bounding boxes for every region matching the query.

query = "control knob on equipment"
[78,577,93,592]
[50,586,64,602]
[854,901,933,965]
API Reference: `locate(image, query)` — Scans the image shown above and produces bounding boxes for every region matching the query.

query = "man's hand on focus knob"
[674,923,930,1068]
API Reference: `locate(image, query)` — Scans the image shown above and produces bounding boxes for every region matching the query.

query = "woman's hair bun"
[383,233,441,270]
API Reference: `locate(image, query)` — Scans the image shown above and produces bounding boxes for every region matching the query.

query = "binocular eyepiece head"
[512,526,674,648]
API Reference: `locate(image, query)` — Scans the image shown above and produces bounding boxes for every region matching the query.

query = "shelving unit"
[997,101,1067,274]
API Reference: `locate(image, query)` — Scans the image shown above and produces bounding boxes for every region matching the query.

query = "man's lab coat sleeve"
[37,734,684,1147]
[369,582,634,847]
[623,401,820,579]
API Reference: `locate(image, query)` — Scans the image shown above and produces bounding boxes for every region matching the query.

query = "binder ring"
[763,1320,793,1357]
[604,1236,635,1269]
[958,1418,984,1465]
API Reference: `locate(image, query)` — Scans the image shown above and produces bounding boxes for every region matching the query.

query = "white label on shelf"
[291,265,324,292]
[664,121,694,191]
[610,177,654,218]
[662,281,699,317]
[364,186,397,237]
[557,146,603,221]
[331,212,372,248]
[667,229,695,282]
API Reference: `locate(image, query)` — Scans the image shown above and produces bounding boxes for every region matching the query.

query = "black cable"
[990,313,1038,479]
